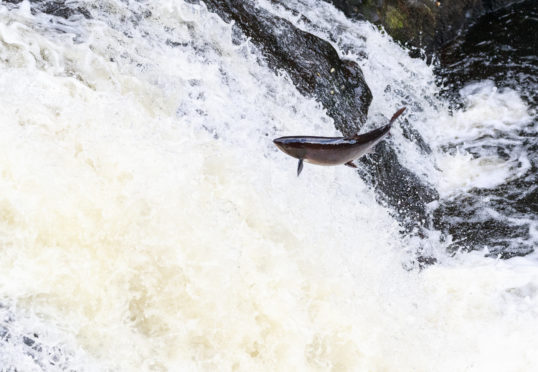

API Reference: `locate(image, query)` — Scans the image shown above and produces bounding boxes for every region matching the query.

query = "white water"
[0,1,536,371]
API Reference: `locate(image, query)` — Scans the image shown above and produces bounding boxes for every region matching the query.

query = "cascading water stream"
[0,1,536,371]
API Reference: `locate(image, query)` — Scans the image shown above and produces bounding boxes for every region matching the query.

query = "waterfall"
[0,1,536,370]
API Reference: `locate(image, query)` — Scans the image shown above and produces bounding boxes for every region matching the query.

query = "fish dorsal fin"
[350,107,406,140]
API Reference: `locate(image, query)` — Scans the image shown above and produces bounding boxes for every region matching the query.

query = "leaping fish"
[273,107,406,176]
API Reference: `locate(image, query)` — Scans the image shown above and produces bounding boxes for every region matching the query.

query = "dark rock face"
[194,0,372,133]
[330,0,437,54]
[325,0,517,54]
[357,142,438,232]
[436,0,538,103]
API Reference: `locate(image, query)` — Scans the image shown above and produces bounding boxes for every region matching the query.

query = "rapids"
[0,1,536,371]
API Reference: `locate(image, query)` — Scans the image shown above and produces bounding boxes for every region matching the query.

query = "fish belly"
[305,148,360,166]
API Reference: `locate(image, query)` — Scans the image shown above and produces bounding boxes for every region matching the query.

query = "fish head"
[273,137,307,160]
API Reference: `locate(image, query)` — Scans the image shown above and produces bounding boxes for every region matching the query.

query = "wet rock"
[4,0,91,19]
[194,0,372,132]
[436,0,538,104]
[416,255,438,268]
[356,141,439,232]
[432,193,534,258]
[34,0,91,19]
[324,0,517,54]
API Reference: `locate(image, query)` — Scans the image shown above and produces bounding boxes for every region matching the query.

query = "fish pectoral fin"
[345,161,358,169]
[297,158,304,176]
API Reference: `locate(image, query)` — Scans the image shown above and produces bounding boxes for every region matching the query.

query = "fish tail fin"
[389,107,406,125]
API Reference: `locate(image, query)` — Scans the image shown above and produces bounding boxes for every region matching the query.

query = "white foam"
[423,81,532,144]
[0,1,537,371]
[422,81,533,195]
[436,151,512,196]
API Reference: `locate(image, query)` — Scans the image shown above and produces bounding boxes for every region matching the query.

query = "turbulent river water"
[0,0,536,371]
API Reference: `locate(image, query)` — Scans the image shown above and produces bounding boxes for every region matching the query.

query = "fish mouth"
[273,137,288,152]
[273,137,289,154]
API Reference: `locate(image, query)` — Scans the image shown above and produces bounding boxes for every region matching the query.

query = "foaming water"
[0,1,537,371]
[427,81,533,196]
[430,0,537,257]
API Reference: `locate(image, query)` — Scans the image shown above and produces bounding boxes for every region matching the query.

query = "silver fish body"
[273,107,405,175]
